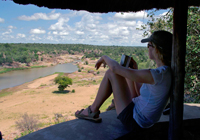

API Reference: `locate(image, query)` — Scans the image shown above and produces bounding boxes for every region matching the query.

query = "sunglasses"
[147,44,154,48]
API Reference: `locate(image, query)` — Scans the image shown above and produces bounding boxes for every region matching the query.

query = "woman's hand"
[129,57,138,69]
[95,56,107,70]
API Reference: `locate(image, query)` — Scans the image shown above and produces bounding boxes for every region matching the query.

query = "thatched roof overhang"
[13,0,200,13]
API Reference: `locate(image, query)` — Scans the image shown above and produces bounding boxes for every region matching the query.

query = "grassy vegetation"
[88,64,95,67]
[100,95,114,112]
[54,72,64,76]
[0,91,13,98]
[82,94,113,113]
[0,65,47,74]
[40,84,47,87]
[0,67,28,74]
[14,130,34,140]
[30,65,47,68]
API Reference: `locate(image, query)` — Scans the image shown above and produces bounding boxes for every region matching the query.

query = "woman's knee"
[105,69,123,81]
[105,69,115,79]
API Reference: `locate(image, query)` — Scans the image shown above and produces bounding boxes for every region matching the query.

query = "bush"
[97,71,100,74]
[72,89,75,93]
[54,113,63,124]
[78,69,81,72]
[85,61,88,65]
[15,113,39,132]
[81,67,84,69]
[54,76,72,91]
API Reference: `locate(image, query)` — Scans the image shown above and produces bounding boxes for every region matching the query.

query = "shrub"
[97,71,100,74]
[54,113,63,124]
[15,113,39,132]
[54,76,72,91]
[81,67,84,69]
[72,89,75,93]
[78,69,81,72]
[85,61,88,65]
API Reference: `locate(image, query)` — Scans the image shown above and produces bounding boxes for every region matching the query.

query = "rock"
[37,52,42,55]
[88,70,95,74]
[27,63,33,67]
[80,78,89,81]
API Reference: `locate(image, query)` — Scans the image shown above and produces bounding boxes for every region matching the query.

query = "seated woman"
[75,30,172,131]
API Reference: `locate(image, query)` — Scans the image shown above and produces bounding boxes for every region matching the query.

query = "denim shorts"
[117,102,141,132]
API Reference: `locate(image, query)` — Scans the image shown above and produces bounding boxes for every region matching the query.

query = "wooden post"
[169,0,188,140]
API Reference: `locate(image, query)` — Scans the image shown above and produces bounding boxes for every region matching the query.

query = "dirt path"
[0,60,108,140]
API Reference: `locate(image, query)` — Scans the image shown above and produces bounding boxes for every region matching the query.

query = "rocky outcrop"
[2,53,84,68]
[2,61,22,68]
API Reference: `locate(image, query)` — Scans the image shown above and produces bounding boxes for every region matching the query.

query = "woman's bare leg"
[106,78,138,111]
[126,79,139,98]
[105,69,132,114]
[76,69,135,116]
[75,69,113,116]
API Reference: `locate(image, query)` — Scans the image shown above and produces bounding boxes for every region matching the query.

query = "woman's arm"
[95,55,155,85]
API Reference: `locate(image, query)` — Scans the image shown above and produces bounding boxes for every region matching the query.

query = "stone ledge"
[17,110,129,140]
[17,104,200,140]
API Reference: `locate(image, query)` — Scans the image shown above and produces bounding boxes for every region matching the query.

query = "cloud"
[2,29,12,35]
[2,10,149,45]
[76,31,84,35]
[16,33,26,38]
[0,18,5,23]
[59,31,69,36]
[1,25,17,36]
[100,35,109,39]
[8,25,17,29]
[49,17,70,30]
[75,12,102,32]
[114,11,148,20]
[124,21,137,26]
[18,10,61,21]
[51,31,69,36]
[160,12,168,16]
[52,31,58,35]
[29,34,42,41]
[30,28,46,34]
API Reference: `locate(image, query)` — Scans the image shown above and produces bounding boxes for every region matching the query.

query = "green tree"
[54,76,72,91]
[6,56,13,63]
[137,7,200,102]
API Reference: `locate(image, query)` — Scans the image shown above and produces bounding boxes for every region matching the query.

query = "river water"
[0,63,78,90]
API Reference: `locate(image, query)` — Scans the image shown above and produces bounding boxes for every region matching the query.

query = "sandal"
[106,99,115,111]
[75,106,102,123]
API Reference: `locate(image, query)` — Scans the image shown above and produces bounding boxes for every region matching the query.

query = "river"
[0,62,78,90]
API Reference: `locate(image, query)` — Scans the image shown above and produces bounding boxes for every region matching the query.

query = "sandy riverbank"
[0,58,111,140]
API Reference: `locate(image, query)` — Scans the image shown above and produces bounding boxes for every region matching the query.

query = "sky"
[0,1,168,46]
